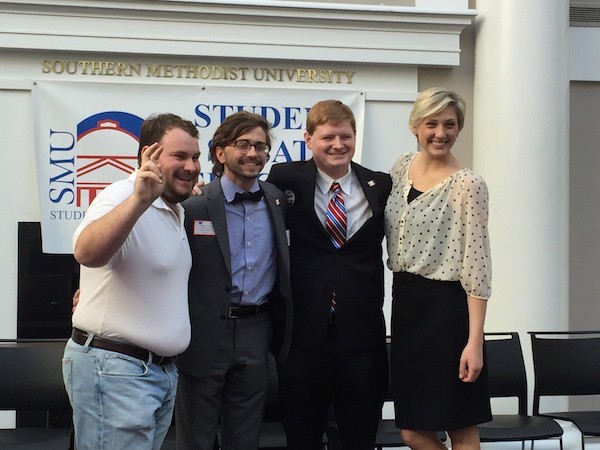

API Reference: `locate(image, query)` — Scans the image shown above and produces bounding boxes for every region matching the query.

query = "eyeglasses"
[229,140,270,156]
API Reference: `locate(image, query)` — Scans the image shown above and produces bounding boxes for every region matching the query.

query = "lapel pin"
[275,198,280,206]
[284,190,296,206]
[368,180,376,187]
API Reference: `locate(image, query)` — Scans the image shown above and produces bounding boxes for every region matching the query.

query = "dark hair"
[209,111,272,177]
[137,113,199,166]
[306,99,356,135]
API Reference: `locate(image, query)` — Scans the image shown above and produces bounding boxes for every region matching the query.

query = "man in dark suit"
[175,111,293,450]
[267,100,391,450]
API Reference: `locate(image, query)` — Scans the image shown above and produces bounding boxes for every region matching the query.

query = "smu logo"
[75,111,143,207]
[48,111,143,210]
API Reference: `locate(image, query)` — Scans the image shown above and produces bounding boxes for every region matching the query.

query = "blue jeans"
[62,338,178,450]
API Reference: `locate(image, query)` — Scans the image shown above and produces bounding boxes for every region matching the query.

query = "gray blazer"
[176,178,292,378]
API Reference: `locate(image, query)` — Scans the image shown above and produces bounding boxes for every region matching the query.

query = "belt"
[71,328,176,366]
[227,303,269,319]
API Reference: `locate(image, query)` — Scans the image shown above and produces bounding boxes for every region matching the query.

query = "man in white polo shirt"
[62,113,200,450]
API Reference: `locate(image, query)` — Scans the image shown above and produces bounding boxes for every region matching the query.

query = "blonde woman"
[384,88,492,450]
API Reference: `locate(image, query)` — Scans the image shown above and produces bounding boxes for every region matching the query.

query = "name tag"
[193,220,216,236]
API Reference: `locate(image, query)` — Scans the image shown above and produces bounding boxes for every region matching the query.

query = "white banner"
[32,81,365,253]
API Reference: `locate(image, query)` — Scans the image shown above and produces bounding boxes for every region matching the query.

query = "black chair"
[0,339,72,450]
[529,331,600,449]
[372,337,446,449]
[478,332,563,450]
[373,409,447,448]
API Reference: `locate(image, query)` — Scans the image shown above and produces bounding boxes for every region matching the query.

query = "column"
[472,1,570,335]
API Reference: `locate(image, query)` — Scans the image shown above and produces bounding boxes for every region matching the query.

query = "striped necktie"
[326,182,346,321]
[325,182,347,249]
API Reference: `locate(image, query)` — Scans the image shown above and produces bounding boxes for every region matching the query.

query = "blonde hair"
[408,87,466,132]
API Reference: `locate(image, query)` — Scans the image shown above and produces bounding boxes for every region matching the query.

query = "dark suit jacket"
[268,160,392,351]
[176,178,293,378]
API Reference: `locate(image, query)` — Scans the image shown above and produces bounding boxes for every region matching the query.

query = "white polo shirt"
[72,172,192,357]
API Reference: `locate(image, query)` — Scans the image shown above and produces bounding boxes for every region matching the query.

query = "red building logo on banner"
[75,111,143,207]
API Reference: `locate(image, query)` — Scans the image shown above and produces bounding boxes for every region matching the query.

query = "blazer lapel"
[206,180,232,276]
[352,162,380,215]
[261,182,285,238]
[259,181,288,262]
[297,160,326,233]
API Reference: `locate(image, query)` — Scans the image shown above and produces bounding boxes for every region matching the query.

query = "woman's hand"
[458,341,484,382]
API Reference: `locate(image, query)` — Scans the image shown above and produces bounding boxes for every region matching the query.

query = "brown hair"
[306,100,356,135]
[137,113,198,166]
[209,111,272,177]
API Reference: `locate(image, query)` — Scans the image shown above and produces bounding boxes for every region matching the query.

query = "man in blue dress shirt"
[175,111,293,450]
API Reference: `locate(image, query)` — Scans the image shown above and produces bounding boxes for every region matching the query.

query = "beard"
[230,158,265,179]
[161,183,192,205]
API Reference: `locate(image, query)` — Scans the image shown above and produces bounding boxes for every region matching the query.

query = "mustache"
[240,157,263,163]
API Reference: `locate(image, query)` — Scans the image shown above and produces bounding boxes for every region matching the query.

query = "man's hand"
[134,144,165,205]
[74,144,165,268]
[72,288,80,314]
[140,142,163,166]
[192,180,205,196]
[141,142,205,196]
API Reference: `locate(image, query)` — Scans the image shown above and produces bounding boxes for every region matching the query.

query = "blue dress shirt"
[220,176,276,306]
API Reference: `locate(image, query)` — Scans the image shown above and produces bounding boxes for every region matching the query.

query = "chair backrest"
[484,332,528,415]
[529,331,600,414]
[0,339,70,412]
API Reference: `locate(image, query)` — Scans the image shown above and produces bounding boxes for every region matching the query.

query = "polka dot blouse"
[384,152,492,300]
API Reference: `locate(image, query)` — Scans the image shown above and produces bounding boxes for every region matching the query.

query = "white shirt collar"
[316,164,353,196]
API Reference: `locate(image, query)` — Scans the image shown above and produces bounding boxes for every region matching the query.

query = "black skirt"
[390,271,491,430]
